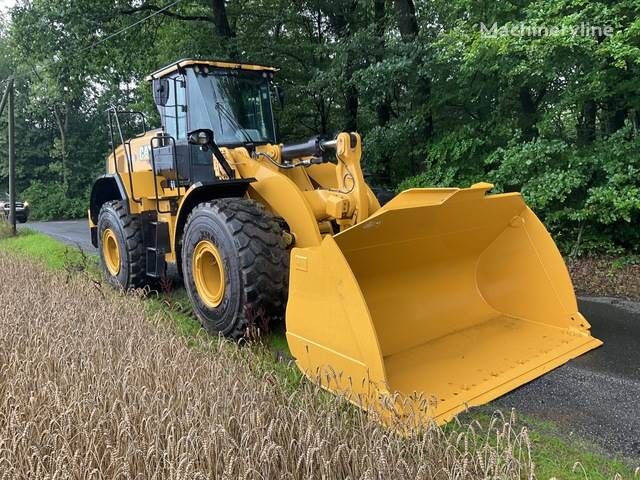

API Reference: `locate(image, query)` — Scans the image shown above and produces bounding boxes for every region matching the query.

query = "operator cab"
[146,59,279,184]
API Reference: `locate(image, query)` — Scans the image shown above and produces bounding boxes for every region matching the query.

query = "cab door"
[157,74,215,184]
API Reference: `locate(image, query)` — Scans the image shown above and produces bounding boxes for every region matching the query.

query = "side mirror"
[153,78,170,107]
[275,85,285,107]
[188,128,215,147]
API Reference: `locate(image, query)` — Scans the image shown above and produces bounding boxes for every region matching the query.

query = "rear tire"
[97,200,146,289]
[182,198,289,339]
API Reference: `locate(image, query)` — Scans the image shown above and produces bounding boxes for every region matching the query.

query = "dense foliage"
[0,0,638,253]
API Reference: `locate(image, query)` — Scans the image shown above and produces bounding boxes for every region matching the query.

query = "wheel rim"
[102,228,121,276]
[193,240,225,308]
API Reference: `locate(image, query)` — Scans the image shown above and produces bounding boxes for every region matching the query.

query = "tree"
[393,0,433,141]
[0,0,637,253]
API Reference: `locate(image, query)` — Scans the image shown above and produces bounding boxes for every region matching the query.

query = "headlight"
[24,202,29,208]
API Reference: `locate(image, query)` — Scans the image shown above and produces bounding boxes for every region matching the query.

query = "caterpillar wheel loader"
[89,59,602,427]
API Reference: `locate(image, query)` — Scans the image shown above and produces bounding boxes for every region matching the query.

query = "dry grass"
[0,252,537,479]
[0,220,12,240]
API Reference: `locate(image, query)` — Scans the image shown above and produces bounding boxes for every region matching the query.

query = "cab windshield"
[193,70,276,145]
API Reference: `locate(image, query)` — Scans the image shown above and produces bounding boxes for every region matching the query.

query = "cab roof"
[145,58,278,81]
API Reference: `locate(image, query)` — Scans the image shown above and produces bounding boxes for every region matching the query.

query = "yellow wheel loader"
[89,59,602,427]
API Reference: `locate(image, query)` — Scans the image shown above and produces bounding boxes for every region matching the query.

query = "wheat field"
[0,252,535,479]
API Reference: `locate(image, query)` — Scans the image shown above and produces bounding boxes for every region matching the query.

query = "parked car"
[0,193,29,223]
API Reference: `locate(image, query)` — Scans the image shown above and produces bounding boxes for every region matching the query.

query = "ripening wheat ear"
[0,252,551,479]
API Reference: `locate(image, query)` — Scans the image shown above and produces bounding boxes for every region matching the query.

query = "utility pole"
[0,79,10,116]
[7,79,15,235]
[0,78,15,234]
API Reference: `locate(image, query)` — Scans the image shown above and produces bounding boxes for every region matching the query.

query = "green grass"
[528,421,634,479]
[611,254,640,270]
[0,230,637,479]
[0,228,98,271]
[457,410,637,479]
[146,287,203,339]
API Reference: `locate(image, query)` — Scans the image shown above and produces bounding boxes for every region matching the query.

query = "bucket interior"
[334,192,593,418]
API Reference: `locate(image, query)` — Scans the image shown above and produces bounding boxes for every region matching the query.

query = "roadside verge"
[0,228,636,479]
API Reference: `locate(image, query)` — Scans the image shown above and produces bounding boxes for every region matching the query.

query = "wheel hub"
[101,228,121,276]
[193,240,226,308]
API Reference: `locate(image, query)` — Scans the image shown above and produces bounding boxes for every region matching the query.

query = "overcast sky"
[0,0,15,12]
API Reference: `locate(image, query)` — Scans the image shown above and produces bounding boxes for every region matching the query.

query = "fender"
[89,174,128,247]
[172,179,254,260]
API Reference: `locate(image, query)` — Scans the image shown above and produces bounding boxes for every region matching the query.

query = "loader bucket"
[285,183,602,427]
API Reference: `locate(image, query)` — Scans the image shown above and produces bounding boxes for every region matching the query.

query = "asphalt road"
[494,298,640,458]
[22,219,640,458]
[25,219,95,253]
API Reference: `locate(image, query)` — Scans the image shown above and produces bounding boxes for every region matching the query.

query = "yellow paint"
[100,123,603,428]
[192,240,225,308]
[87,210,96,228]
[227,145,324,248]
[107,131,182,209]
[93,60,602,429]
[102,126,603,428]
[145,58,278,81]
[286,183,602,427]
[101,228,120,276]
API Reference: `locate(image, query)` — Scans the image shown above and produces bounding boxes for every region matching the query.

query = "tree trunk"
[392,0,433,142]
[373,0,392,184]
[344,84,358,132]
[604,97,627,135]
[614,108,627,131]
[329,2,360,132]
[577,100,597,145]
[374,0,391,127]
[211,0,234,38]
[211,0,237,59]
[393,0,418,40]
[518,87,539,141]
[317,97,329,135]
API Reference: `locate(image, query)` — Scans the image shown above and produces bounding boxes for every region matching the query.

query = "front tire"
[182,198,289,339]
[97,200,146,289]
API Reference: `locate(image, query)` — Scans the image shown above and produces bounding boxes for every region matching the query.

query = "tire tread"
[184,198,289,339]
[98,200,146,289]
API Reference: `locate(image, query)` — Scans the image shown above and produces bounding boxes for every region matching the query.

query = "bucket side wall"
[335,191,529,357]
[286,238,388,397]
[477,203,585,331]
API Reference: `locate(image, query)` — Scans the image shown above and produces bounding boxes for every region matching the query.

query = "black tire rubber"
[97,200,146,290]
[181,198,289,339]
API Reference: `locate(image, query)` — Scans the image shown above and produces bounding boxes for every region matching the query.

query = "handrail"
[106,112,119,175]
[116,110,149,136]
[108,106,143,204]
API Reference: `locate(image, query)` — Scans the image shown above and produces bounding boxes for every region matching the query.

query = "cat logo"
[139,145,151,161]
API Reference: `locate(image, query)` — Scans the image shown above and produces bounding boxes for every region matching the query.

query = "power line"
[1,0,184,86]
[75,0,183,56]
